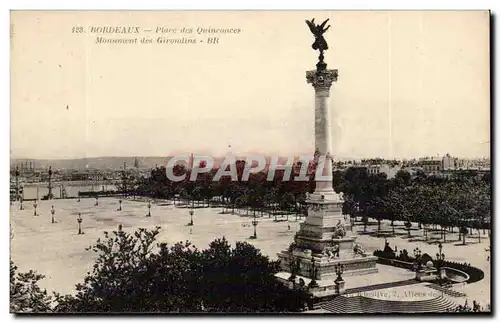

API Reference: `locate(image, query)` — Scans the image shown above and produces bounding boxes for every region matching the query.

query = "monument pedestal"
[276,193,378,300]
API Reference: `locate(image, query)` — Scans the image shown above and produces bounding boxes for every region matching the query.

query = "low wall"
[375,254,482,284]
[376,257,414,270]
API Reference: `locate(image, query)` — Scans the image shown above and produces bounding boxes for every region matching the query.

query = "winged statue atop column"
[305,18,331,54]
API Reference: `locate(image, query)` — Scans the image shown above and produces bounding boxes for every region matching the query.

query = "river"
[21,183,118,199]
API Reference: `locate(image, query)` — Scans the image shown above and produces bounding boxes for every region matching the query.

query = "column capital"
[306,69,338,91]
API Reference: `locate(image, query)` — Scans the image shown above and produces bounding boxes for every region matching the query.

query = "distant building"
[415,153,491,178]
[368,164,402,179]
[441,153,456,170]
[419,159,442,175]
[352,164,402,179]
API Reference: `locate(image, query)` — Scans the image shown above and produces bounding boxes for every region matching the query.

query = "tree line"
[123,162,491,240]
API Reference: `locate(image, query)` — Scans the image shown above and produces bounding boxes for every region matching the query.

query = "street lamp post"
[413,247,422,271]
[47,166,53,200]
[15,166,20,201]
[436,242,446,284]
[335,264,345,282]
[146,200,151,217]
[334,263,345,295]
[308,258,319,288]
[77,213,83,235]
[251,212,258,239]
[189,209,194,226]
[51,205,56,224]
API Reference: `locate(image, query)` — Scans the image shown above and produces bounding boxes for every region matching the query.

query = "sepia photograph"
[9,10,491,314]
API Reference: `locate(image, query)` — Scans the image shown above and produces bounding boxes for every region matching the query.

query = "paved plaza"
[10,197,491,308]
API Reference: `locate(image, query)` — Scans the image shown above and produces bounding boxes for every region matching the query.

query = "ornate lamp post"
[47,166,53,200]
[15,166,20,201]
[413,247,422,271]
[250,212,258,239]
[436,242,446,284]
[77,212,83,235]
[308,258,319,288]
[50,205,56,223]
[335,264,345,282]
[33,201,38,216]
[146,200,152,217]
[334,263,346,295]
[188,209,194,226]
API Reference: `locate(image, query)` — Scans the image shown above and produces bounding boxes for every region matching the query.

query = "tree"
[460,226,469,245]
[54,227,308,313]
[10,261,52,313]
[449,300,489,312]
[54,226,166,312]
[200,237,307,312]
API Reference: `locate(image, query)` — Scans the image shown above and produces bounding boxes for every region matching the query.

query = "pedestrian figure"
[288,225,291,231]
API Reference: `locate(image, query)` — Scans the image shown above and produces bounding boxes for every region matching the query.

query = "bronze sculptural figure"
[305,18,331,70]
[305,18,330,53]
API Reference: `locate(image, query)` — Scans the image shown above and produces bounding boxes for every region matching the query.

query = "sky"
[10,11,490,160]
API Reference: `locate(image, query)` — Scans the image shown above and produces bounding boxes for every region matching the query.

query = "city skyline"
[10,11,490,160]
[10,152,492,162]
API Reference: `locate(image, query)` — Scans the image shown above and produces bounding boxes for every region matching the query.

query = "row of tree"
[121,161,491,241]
[344,168,491,243]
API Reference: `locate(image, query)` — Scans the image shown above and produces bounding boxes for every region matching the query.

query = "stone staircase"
[344,279,421,295]
[425,283,467,298]
[320,295,456,313]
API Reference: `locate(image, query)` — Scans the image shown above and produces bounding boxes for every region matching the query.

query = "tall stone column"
[47,166,53,199]
[275,20,378,301]
[306,68,338,200]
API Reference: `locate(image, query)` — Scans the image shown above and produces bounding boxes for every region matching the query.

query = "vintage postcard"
[9,10,491,314]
